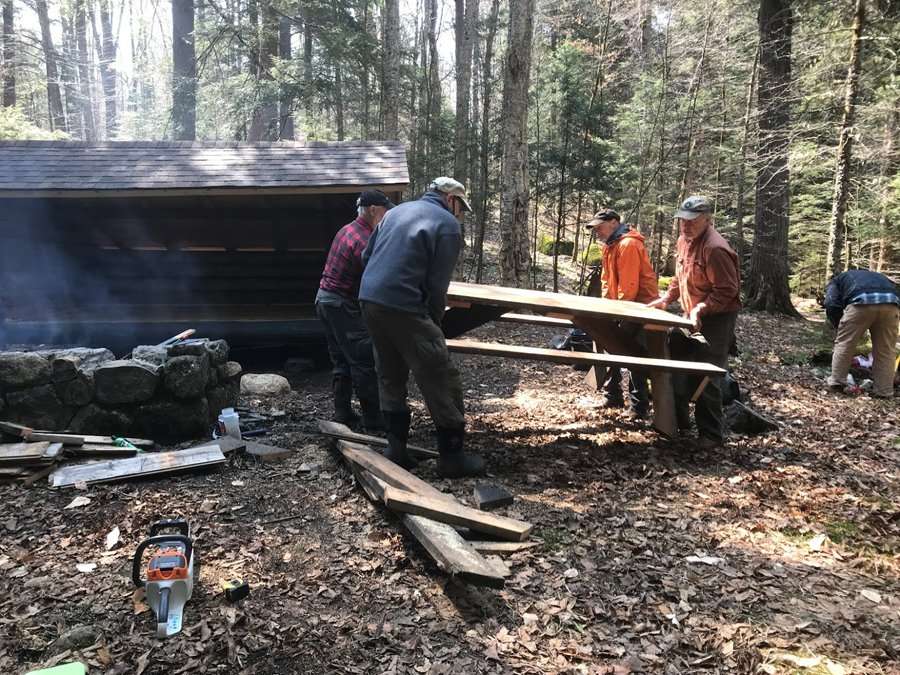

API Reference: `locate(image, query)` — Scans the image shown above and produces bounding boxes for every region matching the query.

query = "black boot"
[382,410,417,470]
[332,376,359,426]
[360,397,385,433]
[436,426,484,478]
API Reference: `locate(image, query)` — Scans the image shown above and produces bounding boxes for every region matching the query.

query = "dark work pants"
[316,298,380,405]
[672,312,737,441]
[605,367,649,410]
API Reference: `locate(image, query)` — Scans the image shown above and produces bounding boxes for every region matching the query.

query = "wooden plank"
[66,444,139,458]
[0,421,31,438]
[467,541,541,555]
[382,485,533,542]
[402,513,506,588]
[245,440,292,462]
[48,445,226,488]
[644,330,677,438]
[338,441,452,502]
[317,419,437,459]
[498,312,574,328]
[0,442,51,463]
[21,463,57,487]
[446,339,726,377]
[26,432,84,446]
[447,282,692,329]
[75,435,155,448]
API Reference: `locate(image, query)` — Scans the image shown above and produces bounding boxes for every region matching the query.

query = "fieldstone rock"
[94,360,159,405]
[55,371,95,407]
[69,404,133,436]
[0,352,52,392]
[0,396,5,414]
[725,400,778,435]
[3,384,73,430]
[207,367,220,387]
[207,386,240,422]
[163,355,210,399]
[205,339,229,365]
[167,340,208,358]
[241,373,290,396]
[35,347,115,372]
[132,345,168,368]
[219,361,242,382]
[49,624,101,654]
[49,355,80,383]
[135,397,209,440]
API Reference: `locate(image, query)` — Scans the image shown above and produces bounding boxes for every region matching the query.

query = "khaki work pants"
[827,303,899,398]
[361,302,466,428]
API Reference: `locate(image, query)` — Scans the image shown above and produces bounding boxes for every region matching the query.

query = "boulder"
[3,384,73,430]
[725,400,778,435]
[135,397,209,440]
[205,339,230,365]
[167,340,208,358]
[34,348,115,372]
[69,404,134,436]
[49,355,80,383]
[94,360,159,405]
[49,624,102,655]
[207,386,240,423]
[241,373,290,396]
[0,352,52,392]
[163,355,210,399]
[132,345,168,368]
[218,361,243,382]
[55,371,95,407]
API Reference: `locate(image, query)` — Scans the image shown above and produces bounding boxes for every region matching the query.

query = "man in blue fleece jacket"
[360,177,484,478]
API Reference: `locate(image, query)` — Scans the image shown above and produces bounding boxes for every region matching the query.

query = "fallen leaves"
[65,495,91,509]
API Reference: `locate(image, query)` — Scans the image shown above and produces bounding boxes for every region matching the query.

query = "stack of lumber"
[0,442,64,480]
[318,419,536,588]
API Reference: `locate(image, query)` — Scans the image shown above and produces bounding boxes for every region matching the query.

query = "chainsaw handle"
[132,534,192,588]
[149,519,190,539]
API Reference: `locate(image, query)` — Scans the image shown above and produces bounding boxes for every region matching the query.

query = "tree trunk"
[2,0,14,107]
[552,117,571,293]
[248,0,279,141]
[875,104,897,272]
[746,0,797,315]
[825,0,865,278]
[334,61,345,140]
[97,0,117,136]
[734,47,759,272]
[60,11,80,137]
[75,0,96,141]
[36,0,67,132]
[303,15,313,130]
[360,0,370,138]
[425,0,442,179]
[498,0,536,288]
[279,16,294,139]
[453,0,476,184]
[172,0,196,140]
[381,0,400,139]
[474,0,501,283]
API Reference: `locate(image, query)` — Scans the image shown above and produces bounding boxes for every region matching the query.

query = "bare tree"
[498,0,536,287]
[75,0,96,141]
[746,0,797,314]
[825,0,865,278]
[172,0,196,140]
[2,0,13,108]
[97,0,117,136]
[248,0,279,140]
[733,47,759,270]
[36,0,67,132]
[382,0,400,139]
[453,0,476,183]
[279,16,295,139]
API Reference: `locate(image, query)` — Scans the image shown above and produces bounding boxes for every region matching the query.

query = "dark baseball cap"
[674,196,711,220]
[584,208,620,229]
[357,190,395,209]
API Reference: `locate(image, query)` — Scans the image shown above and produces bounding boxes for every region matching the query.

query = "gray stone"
[240,373,290,396]
[207,367,220,388]
[69,404,134,436]
[49,624,101,654]
[135,397,210,440]
[3,384,73,430]
[167,340,208,358]
[49,355,80,383]
[219,361,242,382]
[205,339,229,365]
[132,345,168,368]
[94,360,159,405]
[55,371,95,407]
[35,347,115,372]
[207,386,240,423]
[0,352,52,392]
[163,355,210,399]
[0,396,4,414]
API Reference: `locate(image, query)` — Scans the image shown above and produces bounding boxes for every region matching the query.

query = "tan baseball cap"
[429,176,472,212]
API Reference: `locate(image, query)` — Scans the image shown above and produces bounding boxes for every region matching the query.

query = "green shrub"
[658,276,673,291]
[580,243,601,266]
[537,233,574,257]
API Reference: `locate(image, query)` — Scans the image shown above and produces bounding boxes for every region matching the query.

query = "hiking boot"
[382,410,418,470]
[332,376,359,426]
[436,426,485,478]
[359,397,385,433]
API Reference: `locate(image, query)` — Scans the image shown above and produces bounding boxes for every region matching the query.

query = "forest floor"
[2,261,899,674]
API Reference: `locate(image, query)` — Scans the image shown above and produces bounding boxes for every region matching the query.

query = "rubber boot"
[332,376,359,426]
[382,410,417,470]
[436,426,484,478]
[359,396,385,433]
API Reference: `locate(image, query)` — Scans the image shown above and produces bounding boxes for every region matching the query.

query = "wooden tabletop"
[447,282,692,329]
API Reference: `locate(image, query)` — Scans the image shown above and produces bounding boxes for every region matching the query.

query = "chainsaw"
[131,519,196,638]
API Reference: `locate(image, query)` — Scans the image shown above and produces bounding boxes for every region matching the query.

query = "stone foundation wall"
[0,340,242,441]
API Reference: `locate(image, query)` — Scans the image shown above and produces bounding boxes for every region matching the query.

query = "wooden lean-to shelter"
[0,141,409,350]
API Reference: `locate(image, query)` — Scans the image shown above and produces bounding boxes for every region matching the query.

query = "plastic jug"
[217,408,242,439]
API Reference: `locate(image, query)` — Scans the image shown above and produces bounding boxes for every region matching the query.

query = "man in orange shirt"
[587,208,658,417]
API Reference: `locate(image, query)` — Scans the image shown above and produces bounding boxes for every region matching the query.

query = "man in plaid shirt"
[317,190,394,429]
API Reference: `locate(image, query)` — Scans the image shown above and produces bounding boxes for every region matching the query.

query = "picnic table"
[441,282,726,437]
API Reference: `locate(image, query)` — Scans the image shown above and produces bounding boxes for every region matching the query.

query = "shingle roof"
[0,141,409,194]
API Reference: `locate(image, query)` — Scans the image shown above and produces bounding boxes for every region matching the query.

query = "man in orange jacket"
[587,208,659,417]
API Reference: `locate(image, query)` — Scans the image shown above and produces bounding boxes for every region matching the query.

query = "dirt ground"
[1,303,898,674]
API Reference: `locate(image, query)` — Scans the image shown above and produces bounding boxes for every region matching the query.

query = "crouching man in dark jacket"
[359,177,484,478]
[824,269,899,398]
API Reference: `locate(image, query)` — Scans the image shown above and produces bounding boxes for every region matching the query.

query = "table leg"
[644,330,676,437]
